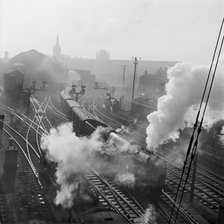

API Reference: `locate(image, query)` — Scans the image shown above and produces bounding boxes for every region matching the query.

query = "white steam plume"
[115,172,135,187]
[41,123,104,207]
[41,122,139,207]
[140,204,157,224]
[146,59,224,149]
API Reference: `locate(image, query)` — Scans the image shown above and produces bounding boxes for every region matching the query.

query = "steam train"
[38,91,166,222]
[59,90,167,195]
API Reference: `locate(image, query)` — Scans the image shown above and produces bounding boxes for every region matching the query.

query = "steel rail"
[84,168,150,224]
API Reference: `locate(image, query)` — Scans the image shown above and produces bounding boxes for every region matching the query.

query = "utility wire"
[168,17,224,224]
[174,32,224,223]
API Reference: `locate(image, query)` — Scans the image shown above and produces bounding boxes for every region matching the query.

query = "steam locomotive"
[59,90,167,195]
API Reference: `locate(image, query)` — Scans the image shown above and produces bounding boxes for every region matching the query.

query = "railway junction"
[0,84,223,224]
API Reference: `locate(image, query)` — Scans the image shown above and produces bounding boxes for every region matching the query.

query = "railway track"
[95,98,148,132]
[2,95,215,223]
[89,100,147,146]
[49,96,68,118]
[0,98,60,222]
[0,103,47,136]
[83,98,224,221]
[158,190,199,224]
[3,124,56,222]
[31,96,53,132]
[31,96,160,223]
[77,99,201,223]
[158,146,224,214]
[32,95,68,122]
[84,168,151,224]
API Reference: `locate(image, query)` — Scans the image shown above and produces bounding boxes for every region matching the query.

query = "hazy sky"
[0,0,223,64]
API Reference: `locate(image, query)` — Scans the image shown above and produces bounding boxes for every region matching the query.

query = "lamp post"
[190,153,198,202]
[122,65,126,104]
[131,57,140,102]
[70,84,86,102]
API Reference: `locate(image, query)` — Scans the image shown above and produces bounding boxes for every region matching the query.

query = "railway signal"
[21,80,48,112]
[121,65,126,104]
[70,84,86,102]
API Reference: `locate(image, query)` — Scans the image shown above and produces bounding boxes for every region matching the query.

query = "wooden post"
[218,204,224,224]
[190,153,198,202]
[0,115,4,148]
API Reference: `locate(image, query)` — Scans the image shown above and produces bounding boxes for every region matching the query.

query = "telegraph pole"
[131,57,140,102]
[122,65,126,102]
[0,115,4,148]
[190,153,198,202]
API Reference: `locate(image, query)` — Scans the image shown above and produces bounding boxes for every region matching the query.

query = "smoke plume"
[41,122,139,207]
[146,60,224,149]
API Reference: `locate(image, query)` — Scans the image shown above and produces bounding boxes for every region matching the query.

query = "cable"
[168,17,224,223]
[174,32,224,223]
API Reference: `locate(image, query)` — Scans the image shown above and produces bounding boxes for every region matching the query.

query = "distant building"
[131,67,169,120]
[3,69,24,97]
[96,49,110,60]
[53,35,61,60]
[65,68,95,96]
[138,67,168,99]
[2,51,9,63]
[131,96,156,120]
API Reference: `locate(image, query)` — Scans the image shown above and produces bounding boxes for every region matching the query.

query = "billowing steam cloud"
[140,204,157,224]
[41,123,139,207]
[41,123,104,207]
[115,172,136,187]
[146,59,224,149]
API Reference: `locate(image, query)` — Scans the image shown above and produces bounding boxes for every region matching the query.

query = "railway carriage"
[60,90,107,135]
[66,100,81,120]
[59,91,75,116]
[71,104,107,136]
[72,107,91,135]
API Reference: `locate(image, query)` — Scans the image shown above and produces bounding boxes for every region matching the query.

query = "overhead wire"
[168,17,224,223]
[174,33,224,223]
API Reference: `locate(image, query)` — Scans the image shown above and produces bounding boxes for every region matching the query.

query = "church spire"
[53,34,61,60]
[56,34,59,46]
